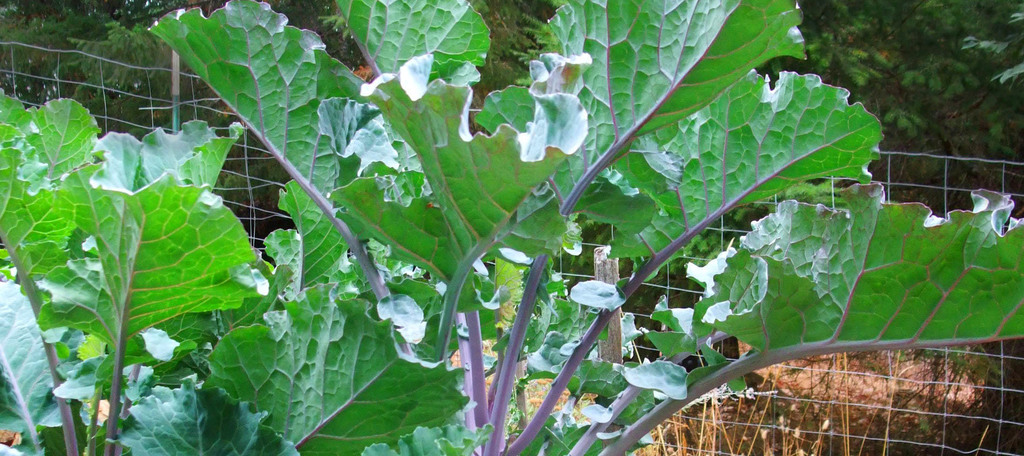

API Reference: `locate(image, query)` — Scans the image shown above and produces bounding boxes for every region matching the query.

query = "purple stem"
[455,313,479,430]
[464,311,489,429]
[568,331,730,456]
[505,310,615,456]
[482,254,548,456]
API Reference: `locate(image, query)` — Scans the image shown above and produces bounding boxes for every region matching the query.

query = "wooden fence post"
[595,246,622,364]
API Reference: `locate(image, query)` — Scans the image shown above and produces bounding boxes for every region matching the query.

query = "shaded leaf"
[119,380,297,456]
[266,181,360,299]
[0,282,59,452]
[336,0,490,79]
[206,285,466,454]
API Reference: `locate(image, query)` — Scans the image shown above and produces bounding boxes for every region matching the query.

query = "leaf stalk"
[483,254,548,456]
[8,252,79,456]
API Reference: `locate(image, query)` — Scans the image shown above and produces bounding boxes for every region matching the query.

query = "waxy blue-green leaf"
[614,72,880,256]
[622,361,688,400]
[335,55,586,280]
[0,282,59,453]
[360,425,491,456]
[152,1,364,195]
[37,126,265,355]
[119,381,298,456]
[206,285,466,455]
[335,0,490,80]
[551,0,804,158]
[569,280,625,311]
[694,185,1024,352]
[646,299,697,358]
[378,294,426,343]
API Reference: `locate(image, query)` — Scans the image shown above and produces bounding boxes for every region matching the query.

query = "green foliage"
[700,185,1024,348]
[206,286,465,454]
[1,1,1022,456]
[119,380,298,456]
[0,282,59,453]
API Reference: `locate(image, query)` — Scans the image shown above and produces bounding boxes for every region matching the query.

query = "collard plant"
[0,1,1021,456]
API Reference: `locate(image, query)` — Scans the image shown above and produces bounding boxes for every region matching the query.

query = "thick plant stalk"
[509,211,725,452]
[455,314,479,430]
[504,310,615,456]
[435,242,493,360]
[104,307,132,456]
[87,387,102,456]
[483,255,547,456]
[10,258,79,456]
[464,312,489,429]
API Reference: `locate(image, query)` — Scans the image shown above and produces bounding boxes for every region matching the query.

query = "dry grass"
[635,351,991,456]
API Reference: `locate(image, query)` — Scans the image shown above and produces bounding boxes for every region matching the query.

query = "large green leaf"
[23,99,100,180]
[0,282,59,453]
[335,0,490,80]
[334,55,586,281]
[0,98,99,276]
[551,0,804,157]
[37,125,265,356]
[604,185,1024,455]
[152,1,365,195]
[206,285,466,455]
[694,184,1024,351]
[119,381,298,456]
[613,72,880,256]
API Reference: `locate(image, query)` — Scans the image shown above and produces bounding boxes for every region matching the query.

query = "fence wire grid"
[3,40,1024,456]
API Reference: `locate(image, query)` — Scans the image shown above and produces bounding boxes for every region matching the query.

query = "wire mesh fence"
[2,39,1023,456]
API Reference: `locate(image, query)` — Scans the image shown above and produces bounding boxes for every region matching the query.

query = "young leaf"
[206,285,466,455]
[613,72,881,257]
[119,381,297,456]
[91,121,240,190]
[0,282,59,452]
[335,0,490,81]
[337,54,585,281]
[38,126,265,353]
